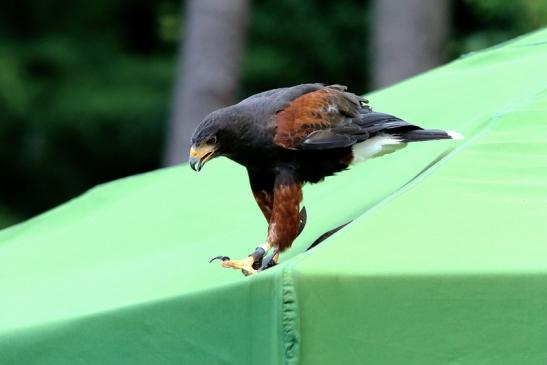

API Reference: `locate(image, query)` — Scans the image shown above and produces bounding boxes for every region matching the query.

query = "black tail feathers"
[396,129,464,143]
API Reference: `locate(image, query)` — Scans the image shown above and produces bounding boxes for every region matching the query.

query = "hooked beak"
[189,144,216,172]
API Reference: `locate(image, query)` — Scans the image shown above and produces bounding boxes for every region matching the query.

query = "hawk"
[189,84,462,275]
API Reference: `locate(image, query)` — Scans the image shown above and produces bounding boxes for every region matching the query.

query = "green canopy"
[2,29,547,365]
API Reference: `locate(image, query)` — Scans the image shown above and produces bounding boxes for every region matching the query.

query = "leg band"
[248,247,266,262]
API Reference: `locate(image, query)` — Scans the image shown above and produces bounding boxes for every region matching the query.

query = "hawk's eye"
[206,136,217,144]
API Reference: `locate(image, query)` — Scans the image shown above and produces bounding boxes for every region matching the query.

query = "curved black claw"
[297,206,307,237]
[209,255,230,263]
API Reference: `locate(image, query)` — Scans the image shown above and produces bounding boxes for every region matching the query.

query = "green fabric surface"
[2,29,547,364]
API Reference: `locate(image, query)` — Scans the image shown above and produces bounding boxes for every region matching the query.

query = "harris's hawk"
[189,84,462,275]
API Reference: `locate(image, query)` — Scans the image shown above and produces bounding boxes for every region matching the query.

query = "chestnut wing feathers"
[272,84,422,151]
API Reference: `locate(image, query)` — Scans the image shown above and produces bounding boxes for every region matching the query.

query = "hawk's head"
[189,108,238,172]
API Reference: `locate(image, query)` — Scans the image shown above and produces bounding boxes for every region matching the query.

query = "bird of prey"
[189,84,462,275]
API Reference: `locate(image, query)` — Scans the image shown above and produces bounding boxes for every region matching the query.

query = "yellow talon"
[221,256,257,275]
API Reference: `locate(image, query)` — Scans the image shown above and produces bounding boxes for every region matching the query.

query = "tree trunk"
[371,0,450,89]
[163,0,249,166]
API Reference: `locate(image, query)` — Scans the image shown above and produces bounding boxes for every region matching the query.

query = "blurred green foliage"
[451,0,547,55]
[0,0,179,227]
[0,0,546,228]
[243,0,369,93]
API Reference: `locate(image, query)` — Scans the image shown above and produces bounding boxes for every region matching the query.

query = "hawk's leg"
[263,169,302,267]
[214,169,303,276]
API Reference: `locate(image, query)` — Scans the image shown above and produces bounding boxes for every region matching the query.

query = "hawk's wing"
[274,85,367,150]
[272,84,420,151]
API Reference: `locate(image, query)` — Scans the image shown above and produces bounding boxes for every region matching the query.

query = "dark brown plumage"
[189,83,462,275]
